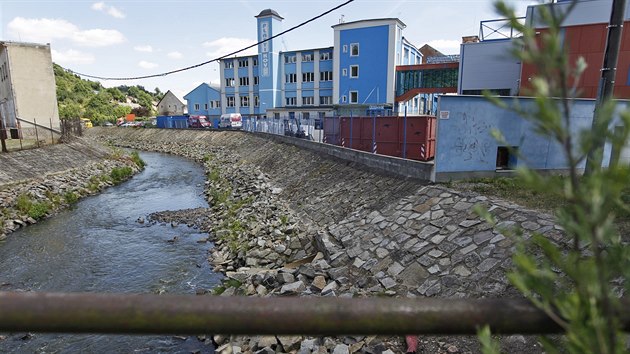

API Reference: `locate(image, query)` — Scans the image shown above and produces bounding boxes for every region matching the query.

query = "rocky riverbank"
[85,128,563,354]
[0,138,144,241]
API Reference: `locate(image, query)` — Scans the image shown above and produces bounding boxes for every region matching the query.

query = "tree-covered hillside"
[54,64,164,125]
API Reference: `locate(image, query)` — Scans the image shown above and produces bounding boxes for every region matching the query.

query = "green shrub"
[130,151,145,168]
[28,201,50,220]
[15,194,32,214]
[64,191,79,205]
[110,166,133,183]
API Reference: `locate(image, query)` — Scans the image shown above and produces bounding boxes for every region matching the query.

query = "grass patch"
[130,151,145,168]
[64,191,79,205]
[110,166,133,183]
[28,201,50,220]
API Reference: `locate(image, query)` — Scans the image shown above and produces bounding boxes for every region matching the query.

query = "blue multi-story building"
[185,9,426,120]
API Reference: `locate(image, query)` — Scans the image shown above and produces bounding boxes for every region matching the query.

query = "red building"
[520,0,630,98]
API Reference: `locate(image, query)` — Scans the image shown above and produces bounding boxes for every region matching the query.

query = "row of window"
[193,94,342,110]
[225,76,261,87]
[285,51,332,64]
[342,43,359,56]
[0,62,8,82]
[193,100,222,110]
[285,96,333,106]
[225,58,259,69]
[285,71,333,83]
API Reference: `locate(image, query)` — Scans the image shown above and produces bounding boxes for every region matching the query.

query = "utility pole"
[584,0,627,174]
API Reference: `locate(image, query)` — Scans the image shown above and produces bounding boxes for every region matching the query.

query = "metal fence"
[0,115,63,152]
[241,110,436,162]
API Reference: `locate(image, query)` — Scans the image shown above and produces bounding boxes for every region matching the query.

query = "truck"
[188,115,211,128]
[219,113,242,130]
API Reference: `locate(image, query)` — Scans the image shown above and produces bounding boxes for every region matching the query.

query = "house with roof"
[157,90,186,116]
[183,83,221,120]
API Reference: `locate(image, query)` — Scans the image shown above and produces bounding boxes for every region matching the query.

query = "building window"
[254,95,259,107]
[342,68,347,77]
[286,73,297,83]
[204,104,208,110]
[194,103,200,110]
[240,96,249,107]
[226,78,235,87]
[225,60,234,69]
[320,71,333,81]
[303,96,314,105]
[341,95,347,103]
[238,59,249,67]
[342,45,348,53]
[214,100,221,108]
[253,58,258,66]
[350,43,359,56]
[285,55,296,64]
[350,65,359,78]
[302,72,314,82]
[320,96,332,105]
[350,91,358,103]
[302,53,313,62]
[320,52,331,61]
[254,76,259,85]
[286,97,297,106]
[239,77,250,86]
[227,96,235,107]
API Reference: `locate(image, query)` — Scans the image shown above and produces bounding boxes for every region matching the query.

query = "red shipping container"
[333,115,435,161]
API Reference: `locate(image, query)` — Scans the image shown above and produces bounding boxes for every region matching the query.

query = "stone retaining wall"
[85,128,557,354]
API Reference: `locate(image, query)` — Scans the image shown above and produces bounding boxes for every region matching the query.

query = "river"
[0,151,221,353]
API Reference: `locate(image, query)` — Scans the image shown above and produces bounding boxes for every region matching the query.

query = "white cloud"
[91,2,105,10]
[167,51,183,59]
[7,17,125,47]
[92,2,126,19]
[73,29,126,47]
[138,61,158,69]
[203,37,257,59]
[134,45,153,52]
[426,39,461,54]
[51,49,95,65]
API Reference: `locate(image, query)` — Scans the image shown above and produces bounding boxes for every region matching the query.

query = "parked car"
[103,122,114,127]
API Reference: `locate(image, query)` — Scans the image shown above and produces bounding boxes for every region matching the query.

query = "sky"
[1,0,539,100]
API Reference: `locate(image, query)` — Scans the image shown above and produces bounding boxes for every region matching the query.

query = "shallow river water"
[0,151,221,353]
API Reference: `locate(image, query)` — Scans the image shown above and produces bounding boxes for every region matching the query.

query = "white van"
[219,113,242,129]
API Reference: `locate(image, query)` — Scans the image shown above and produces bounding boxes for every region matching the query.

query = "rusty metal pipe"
[0,292,628,335]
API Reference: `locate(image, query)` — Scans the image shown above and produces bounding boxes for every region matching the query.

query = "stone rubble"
[84,128,559,353]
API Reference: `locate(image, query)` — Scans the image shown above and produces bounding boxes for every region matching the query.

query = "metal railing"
[479,17,525,41]
[1,292,629,335]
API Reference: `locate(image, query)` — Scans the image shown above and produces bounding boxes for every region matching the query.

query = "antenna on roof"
[339,15,345,24]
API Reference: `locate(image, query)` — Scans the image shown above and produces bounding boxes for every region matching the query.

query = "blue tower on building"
[256,9,284,114]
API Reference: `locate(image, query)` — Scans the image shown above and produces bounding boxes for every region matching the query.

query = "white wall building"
[0,41,60,139]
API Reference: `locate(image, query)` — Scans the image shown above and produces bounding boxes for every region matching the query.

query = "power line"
[67,0,355,81]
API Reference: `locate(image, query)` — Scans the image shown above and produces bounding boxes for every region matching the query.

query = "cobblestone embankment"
[0,138,143,240]
[86,128,557,354]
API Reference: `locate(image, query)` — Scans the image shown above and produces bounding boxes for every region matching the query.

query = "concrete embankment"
[86,128,559,354]
[0,138,143,240]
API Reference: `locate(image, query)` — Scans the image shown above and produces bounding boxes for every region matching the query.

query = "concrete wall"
[434,95,630,181]
[1,42,60,136]
[458,39,521,96]
[252,131,434,180]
